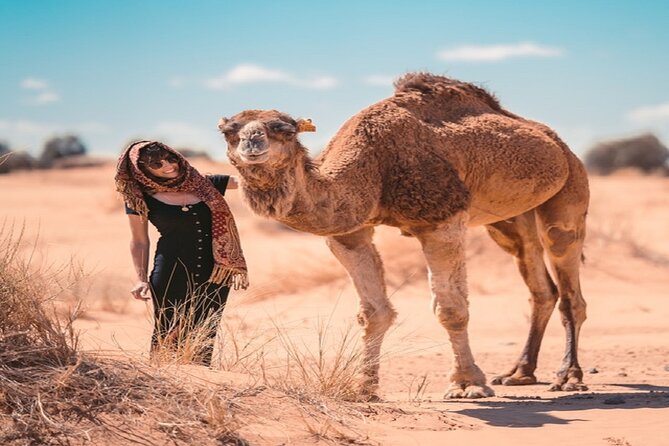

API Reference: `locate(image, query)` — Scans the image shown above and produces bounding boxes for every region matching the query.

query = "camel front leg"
[414,215,494,399]
[326,226,397,401]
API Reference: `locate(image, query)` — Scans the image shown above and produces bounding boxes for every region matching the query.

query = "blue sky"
[1,0,668,159]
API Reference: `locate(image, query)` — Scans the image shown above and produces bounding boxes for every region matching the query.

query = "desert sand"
[1,159,668,445]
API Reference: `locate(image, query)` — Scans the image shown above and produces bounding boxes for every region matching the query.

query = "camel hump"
[393,72,503,112]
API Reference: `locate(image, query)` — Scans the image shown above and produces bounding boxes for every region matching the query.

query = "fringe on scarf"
[115,178,149,218]
[209,265,249,290]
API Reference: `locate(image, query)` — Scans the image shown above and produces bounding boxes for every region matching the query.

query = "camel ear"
[296,118,316,133]
[217,117,229,131]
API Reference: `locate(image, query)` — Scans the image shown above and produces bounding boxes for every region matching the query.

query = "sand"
[1,160,668,445]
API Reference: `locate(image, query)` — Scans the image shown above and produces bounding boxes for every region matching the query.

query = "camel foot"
[342,391,381,402]
[345,387,381,402]
[354,377,381,402]
[491,373,537,386]
[444,383,495,399]
[358,393,382,403]
[549,376,588,392]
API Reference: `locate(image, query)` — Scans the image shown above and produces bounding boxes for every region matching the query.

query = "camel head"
[218,110,316,168]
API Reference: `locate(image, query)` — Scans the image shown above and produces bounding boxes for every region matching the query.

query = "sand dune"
[1,161,668,445]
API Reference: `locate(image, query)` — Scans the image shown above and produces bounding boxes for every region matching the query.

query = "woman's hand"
[131,281,151,300]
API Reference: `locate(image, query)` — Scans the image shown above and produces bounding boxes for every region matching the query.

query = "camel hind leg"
[536,151,589,391]
[485,211,559,386]
[326,227,397,401]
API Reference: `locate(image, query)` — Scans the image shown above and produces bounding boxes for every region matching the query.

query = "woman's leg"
[149,260,184,358]
[150,289,177,356]
[189,285,230,366]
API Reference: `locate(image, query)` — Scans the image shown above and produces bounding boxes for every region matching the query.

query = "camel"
[217,73,589,400]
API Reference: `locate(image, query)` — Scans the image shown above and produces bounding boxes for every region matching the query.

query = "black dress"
[126,175,230,365]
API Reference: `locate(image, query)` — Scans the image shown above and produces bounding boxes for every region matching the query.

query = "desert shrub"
[584,133,669,175]
[38,134,87,169]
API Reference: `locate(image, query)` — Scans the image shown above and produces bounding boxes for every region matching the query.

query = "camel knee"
[433,301,469,331]
[546,226,578,257]
[357,304,396,335]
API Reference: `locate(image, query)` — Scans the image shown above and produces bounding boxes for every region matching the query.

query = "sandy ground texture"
[1,160,668,445]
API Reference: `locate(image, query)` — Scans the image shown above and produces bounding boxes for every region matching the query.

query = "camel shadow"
[452,385,669,428]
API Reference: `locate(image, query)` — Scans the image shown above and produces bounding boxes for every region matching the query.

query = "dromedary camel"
[218,73,589,400]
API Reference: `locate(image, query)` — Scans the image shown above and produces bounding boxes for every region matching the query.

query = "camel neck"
[237,154,374,235]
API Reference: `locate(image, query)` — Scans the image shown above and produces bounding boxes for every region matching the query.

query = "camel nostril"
[241,132,265,145]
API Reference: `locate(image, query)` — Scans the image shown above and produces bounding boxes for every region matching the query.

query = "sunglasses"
[141,154,179,169]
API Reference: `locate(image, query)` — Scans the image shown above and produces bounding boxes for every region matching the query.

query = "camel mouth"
[239,151,269,164]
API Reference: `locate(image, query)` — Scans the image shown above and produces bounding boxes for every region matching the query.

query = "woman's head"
[137,143,182,180]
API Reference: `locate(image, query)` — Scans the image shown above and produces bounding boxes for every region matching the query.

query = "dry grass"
[150,295,227,367]
[0,223,249,445]
[213,307,368,402]
[216,317,274,374]
[0,223,374,444]
[266,318,365,402]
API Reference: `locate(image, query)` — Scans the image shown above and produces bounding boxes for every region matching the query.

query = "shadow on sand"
[452,384,669,428]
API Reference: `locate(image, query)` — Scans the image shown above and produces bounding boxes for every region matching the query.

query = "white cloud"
[0,119,57,136]
[20,77,61,105]
[227,64,289,84]
[205,64,338,90]
[21,77,49,90]
[33,91,61,104]
[0,119,109,152]
[151,122,216,148]
[437,42,564,62]
[627,102,669,123]
[302,75,338,89]
[364,75,395,87]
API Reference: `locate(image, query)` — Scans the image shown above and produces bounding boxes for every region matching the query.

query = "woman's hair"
[138,143,172,167]
[136,143,181,180]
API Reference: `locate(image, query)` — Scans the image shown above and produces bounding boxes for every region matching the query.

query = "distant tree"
[39,134,87,168]
[0,141,37,174]
[584,133,669,175]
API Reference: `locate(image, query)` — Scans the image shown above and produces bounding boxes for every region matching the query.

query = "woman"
[115,140,248,366]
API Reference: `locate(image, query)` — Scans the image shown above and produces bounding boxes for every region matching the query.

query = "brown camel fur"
[218,73,589,400]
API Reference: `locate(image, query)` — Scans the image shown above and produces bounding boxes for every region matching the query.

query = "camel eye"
[267,120,296,135]
[221,122,240,136]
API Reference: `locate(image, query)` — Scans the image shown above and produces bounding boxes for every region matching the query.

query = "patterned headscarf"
[115,140,248,290]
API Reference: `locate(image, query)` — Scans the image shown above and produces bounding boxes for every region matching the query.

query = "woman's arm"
[127,215,151,300]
